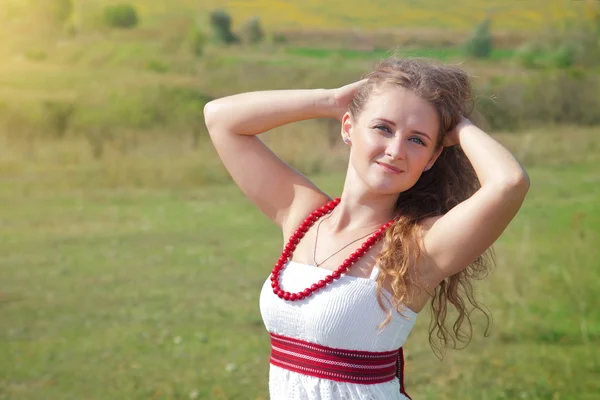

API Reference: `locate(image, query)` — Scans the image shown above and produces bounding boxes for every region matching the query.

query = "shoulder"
[281,192,332,239]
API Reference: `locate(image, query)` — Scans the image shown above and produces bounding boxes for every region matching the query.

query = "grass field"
[55,0,593,31]
[1,128,599,399]
[1,1,599,398]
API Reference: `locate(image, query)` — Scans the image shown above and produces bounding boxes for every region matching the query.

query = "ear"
[340,111,353,144]
[425,145,444,170]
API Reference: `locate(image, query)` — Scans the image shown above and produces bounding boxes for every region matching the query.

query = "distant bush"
[514,42,544,69]
[104,4,139,29]
[515,35,585,69]
[268,32,287,44]
[515,8,600,70]
[477,71,600,130]
[240,17,264,44]
[464,18,492,58]
[209,9,238,44]
[146,60,170,74]
[188,25,208,56]
[48,0,74,27]
[546,44,577,69]
[43,101,76,138]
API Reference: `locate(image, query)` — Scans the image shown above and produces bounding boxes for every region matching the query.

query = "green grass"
[1,129,599,399]
[3,0,587,32]
[285,47,516,62]
[0,2,599,397]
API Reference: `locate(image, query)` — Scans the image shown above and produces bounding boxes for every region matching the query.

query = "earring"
[344,138,350,144]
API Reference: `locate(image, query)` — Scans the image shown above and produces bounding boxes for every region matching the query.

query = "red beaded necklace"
[270,197,396,301]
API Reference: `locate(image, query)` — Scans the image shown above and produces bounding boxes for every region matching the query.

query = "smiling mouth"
[376,162,403,174]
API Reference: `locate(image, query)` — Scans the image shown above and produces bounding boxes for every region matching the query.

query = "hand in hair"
[330,79,368,120]
[443,116,472,147]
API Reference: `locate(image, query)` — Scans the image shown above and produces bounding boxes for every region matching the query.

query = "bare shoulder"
[281,191,332,240]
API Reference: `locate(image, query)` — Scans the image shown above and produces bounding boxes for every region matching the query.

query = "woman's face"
[343,85,442,195]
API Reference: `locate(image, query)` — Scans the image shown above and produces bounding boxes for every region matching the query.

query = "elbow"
[499,170,530,198]
[203,100,219,131]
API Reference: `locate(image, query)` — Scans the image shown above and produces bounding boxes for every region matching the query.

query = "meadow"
[1,128,600,399]
[1,0,600,399]
[3,0,590,31]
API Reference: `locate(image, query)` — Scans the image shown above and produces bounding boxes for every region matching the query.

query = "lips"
[376,162,403,174]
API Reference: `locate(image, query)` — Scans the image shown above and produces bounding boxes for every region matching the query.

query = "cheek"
[406,146,430,163]
[354,134,383,159]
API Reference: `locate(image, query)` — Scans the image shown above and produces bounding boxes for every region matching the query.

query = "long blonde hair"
[349,58,494,358]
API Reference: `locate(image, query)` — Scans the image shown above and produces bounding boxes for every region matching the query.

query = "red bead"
[270,197,394,302]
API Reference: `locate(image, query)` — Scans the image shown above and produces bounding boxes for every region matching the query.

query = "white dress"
[259,261,417,400]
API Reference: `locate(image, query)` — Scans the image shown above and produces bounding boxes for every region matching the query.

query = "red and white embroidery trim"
[269,332,411,398]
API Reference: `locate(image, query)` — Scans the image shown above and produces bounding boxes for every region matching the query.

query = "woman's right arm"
[203,88,339,229]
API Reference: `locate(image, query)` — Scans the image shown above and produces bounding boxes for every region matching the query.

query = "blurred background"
[0,0,599,399]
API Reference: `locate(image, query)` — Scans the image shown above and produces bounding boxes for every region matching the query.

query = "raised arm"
[420,118,530,284]
[203,83,363,229]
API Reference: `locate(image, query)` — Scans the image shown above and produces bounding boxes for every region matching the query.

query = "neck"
[327,184,398,234]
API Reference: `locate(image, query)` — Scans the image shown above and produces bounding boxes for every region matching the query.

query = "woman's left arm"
[421,118,530,283]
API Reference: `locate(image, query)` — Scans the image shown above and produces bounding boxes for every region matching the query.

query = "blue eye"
[410,137,426,146]
[374,124,392,133]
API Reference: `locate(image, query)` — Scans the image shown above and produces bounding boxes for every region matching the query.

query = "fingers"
[349,79,368,90]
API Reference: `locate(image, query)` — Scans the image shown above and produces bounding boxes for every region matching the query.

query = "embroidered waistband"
[269,332,410,398]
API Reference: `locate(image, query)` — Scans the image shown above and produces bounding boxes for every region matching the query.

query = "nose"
[385,135,406,160]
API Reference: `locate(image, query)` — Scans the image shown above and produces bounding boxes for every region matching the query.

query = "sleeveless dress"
[259,260,418,399]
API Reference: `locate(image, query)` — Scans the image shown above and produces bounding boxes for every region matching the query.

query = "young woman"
[204,57,530,399]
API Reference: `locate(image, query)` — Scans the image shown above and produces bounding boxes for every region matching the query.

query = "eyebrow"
[372,118,433,142]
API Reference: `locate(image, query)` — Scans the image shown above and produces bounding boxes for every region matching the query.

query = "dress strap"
[369,265,381,281]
